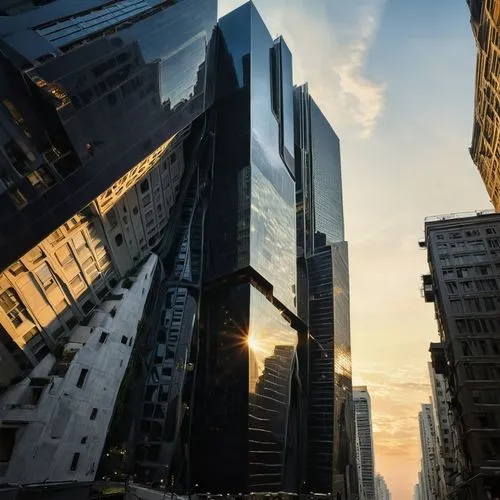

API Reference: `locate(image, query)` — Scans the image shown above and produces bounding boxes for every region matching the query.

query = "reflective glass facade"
[310,99,344,244]
[206,2,296,313]
[192,283,298,493]
[0,0,216,270]
[306,242,355,498]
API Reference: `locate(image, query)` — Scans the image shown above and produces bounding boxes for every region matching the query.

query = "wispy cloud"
[218,0,387,137]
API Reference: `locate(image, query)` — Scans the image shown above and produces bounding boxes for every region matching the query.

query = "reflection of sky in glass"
[248,287,297,393]
[248,5,296,313]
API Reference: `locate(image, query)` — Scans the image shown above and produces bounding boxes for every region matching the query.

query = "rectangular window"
[76,368,88,388]
[70,452,80,471]
[35,264,56,292]
[90,408,98,420]
[121,336,128,345]
[99,332,109,343]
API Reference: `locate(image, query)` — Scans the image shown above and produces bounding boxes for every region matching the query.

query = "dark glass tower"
[189,3,305,494]
[295,83,357,499]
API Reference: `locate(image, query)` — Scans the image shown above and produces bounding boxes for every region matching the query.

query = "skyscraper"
[374,473,391,500]
[422,210,500,499]
[417,403,442,500]
[354,386,376,500]
[187,3,303,494]
[295,82,356,498]
[0,0,217,496]
[466,0,500,210]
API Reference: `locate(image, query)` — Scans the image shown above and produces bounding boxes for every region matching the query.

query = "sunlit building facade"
[423,211,500,500]
[374,473,391,500]
[467,0,500,210]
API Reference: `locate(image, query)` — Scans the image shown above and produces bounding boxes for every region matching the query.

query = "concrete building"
[422,210,500,499]
[0,211,119,379]
[374,474,391,500]
[418,403,441,500]
[356,420,366,500]
[354,386,375,500]
[428,360,456,497]
[0,255,157,484]
[467,0,500,210]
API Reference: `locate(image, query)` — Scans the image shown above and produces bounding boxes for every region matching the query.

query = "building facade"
[418,403,441,500]
[294,82,356,498]
[423,211,500,499]
[187,4,302,494]
[374,474,391,500]
[354,386,376,500]
[428,360,456,497]
[467,0,500,210]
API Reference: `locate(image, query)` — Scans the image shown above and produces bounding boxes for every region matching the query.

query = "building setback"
[423,210,500,500]
[467,0,500,210]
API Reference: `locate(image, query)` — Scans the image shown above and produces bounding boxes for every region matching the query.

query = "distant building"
[354,386,375,500]
[422,210,500,499]
[467,0,500,210]
[418,403,441,500]
[428,360,455,497]
[374,473,391,500]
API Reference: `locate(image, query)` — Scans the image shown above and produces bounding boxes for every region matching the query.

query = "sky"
[217,1,492,499]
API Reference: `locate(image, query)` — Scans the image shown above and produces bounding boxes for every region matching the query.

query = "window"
[446,282,458,294]
[9,261,27,276]
[121,336,127,345]
[90,408,98,420]
[107,208,118,229]
[70,275,85,294]
[35,264,56,292]
[76,369,88,388]
[488,238,500,248]
[0,288,30,328]
[132,206,139,216]
[70,452,80,471]
[140,179,149,193]
[170,152,177,164]
[99,332,109,343]
[486,227,497,235]
[115,233,123,247]
[81,436,88,444]
[23,327,38,344]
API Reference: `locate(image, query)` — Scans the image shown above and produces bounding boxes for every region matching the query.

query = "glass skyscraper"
[295,83,357,498]
[0,1,356,498]
[190,3,304,493]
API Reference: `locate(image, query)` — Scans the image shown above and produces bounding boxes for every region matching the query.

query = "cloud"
[335,3,387,137]
[218,0,387,137]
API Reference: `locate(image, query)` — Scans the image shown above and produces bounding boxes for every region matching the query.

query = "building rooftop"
[424,209,495,224]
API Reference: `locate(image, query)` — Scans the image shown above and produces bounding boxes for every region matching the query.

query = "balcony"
[421,274,435,302]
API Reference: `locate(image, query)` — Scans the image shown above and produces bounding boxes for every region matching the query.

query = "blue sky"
[218,1,490,498]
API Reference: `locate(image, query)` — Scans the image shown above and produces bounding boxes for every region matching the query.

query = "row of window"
[461,339,500,357]
[450,296,500,314]
[439,251,498,266]
[435,227,497,241]
[446,278,499,295]
[443,264,497,279]
[463,363,500,381]
[456,317,500,335]
[436,238,500,253]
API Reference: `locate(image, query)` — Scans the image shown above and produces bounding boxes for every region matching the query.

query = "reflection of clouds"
[219,0,387,138]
